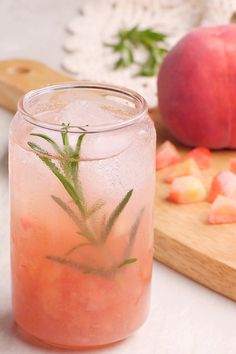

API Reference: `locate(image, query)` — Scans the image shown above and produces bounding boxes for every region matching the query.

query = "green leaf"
[61,123,70,146]
[51,195,95,242]
[75,125,88,132]
[105,25,167,77]
[137,65,156,77]
[141,29,166,42]
[87,200,104,217]
[127,46,134,64]
[30,133,63,156]
[104,42,125,52]
[46,255,137,275]
[75,133,85,157]
[102,189,133,242]
[123,208,144,259]
[46,255,99,274]
[51,195,83,229]
[118,258,137,268]
[46,255,114,276]
[27,142,51,156]
[69,133,85,204]
[60,123,78,182]
[38,155,86,216]
[64,242,90,256]
[28,142,79,202]
[114,57,126,69]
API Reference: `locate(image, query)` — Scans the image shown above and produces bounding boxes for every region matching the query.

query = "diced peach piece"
[156,140,181,170]
[164,158,200,183]
[186,147,212,170]
[208,171,236,202]
[168,176,206,204]
[230,158,236,174]
[208,195,236,224]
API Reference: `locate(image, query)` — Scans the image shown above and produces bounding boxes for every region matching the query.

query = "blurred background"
[1,0,236,158]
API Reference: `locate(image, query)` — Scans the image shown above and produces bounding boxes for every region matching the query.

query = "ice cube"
[80,127,135,161]
[27,95,137,160]
[58,96,123,127]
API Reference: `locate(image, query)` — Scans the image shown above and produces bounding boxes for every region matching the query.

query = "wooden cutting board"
[1,59,236,301]
[154,121,236,302]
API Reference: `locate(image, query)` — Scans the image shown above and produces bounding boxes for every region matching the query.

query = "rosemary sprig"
[105,25,167,77]
[46,210,142,277]
[28,124,139,275]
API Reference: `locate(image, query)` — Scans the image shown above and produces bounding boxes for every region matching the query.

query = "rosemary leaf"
[137,62,156,77]
[30,133,63,156]
[102,189,133,242]
[27,142,51,156]
[123,208,144,259]
[38,155,86,216]
[118,258,137,268]
[61,123,70,146]
[114,46,134,69]
[70,133,85,194]
[87,200,105,217]
[75,133,85,156]
[51,195,83,230]
[76,224,97,242]
[99,214,107,240]
[140,29,166,42]
[51,195,95,241]
[46,255,137,276]
[64,242,90,256]
[46,255,114,276]
[77,126,88,132]
[105,25,167,76]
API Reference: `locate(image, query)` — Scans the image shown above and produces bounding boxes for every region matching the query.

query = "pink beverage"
[9,83,156,349]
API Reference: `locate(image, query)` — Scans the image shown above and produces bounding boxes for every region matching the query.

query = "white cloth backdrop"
[63,0,236,107]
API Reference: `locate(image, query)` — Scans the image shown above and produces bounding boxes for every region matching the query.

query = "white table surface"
[1,1,236,353]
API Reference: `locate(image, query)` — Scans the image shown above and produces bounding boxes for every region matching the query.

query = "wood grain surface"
[0,59,69,111]
[153,116,236,301]
[1,59,236,301]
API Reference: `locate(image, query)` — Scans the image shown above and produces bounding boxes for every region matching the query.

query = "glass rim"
[17,82,148,134]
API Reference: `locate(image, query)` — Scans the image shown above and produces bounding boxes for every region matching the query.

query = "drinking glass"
[9,83,156,349]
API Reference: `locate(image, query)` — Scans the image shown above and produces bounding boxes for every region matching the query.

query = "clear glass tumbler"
[9,83,156,349]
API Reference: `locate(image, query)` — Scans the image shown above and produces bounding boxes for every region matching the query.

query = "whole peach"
[158,25,236,149]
